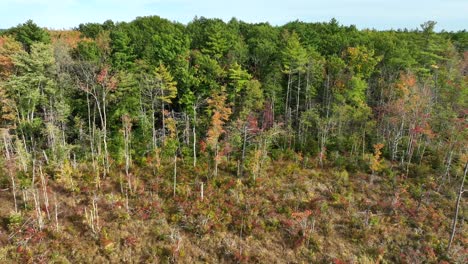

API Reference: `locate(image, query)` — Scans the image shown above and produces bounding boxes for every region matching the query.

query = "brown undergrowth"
[0,157,466,263]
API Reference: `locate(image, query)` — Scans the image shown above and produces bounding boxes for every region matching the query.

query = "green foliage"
[281,31,307,74]
[6,211,23,231]
[72,41,102,62]
[78,23,103,39]
[0,16,466,263]
[5,20,50,52]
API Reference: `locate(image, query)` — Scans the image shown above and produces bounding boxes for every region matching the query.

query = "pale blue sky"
[0,0,466,31]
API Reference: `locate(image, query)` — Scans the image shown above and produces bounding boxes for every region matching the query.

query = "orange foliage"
[395,72,416,97]
[206,87,232,149]
[48,30,89,48]
[0,36,22,80]
[291,209,312,220]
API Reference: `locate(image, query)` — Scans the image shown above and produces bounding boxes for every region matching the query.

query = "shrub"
[6,211,23,231]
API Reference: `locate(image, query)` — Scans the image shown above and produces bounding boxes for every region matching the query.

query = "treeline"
[0,17,467,193]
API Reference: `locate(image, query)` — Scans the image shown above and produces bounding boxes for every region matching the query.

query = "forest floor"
[0,157,466,263]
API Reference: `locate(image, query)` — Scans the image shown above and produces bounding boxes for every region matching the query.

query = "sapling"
[32,188,43,230]
[54,193,59,231]
[173,152,177,197]
[39,165,50,220]
[200,182,204,201]
[122,114,133,194]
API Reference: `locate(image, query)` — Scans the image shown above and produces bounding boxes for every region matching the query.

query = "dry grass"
[0,157,466,263]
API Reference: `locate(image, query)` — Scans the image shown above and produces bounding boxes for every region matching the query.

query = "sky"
[0,0,467,31]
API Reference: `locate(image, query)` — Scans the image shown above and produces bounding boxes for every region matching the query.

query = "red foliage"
[411,125,424,134]
[424,246,436,260]
[96,66,117,90]
[24,227,46,244]
[247,113,260,134]
[97,67,108,85]
[199,140,207,153]
[221,142,232,156]
[262,101,274,130]
[123,236,138,247]
[332,258,347,264]
[291,209,312,220]
[234,250,250,263]
[16,245,25,254]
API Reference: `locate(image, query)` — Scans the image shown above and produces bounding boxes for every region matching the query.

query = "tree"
[139,63,177,149]
[281,31,307,124]
[243,23,280,78]
[6,20,50,52]
[447,161,468,252]
[77,65,117,179]
[5,43,61,157]
[206,86,232,177]
[0,36,22,127]
[121,114,133,194]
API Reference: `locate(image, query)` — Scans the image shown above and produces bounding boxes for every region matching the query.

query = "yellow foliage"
[56,160,77,192]
[370,143,384,174]
[165,116,177,139]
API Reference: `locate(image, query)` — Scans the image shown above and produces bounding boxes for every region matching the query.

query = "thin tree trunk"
[200,182,204,201]
[173,153,177,197]
[123,116,132,194]
[10,173,18,213]
[296,72,301,125]
[447,162,467,252]
[54,193,59,231]
[151,104,157,150]
[193,104,197,167]
[39,165,50,220]
[239,124,248,177]
[285,72,291,123]
[444,149,454,181]
[102,89,109,177]
[214,143,219,177]
[161,88,166,143]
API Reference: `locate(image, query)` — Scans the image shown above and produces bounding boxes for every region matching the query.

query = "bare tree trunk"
[391,118,405,162]
[85,84,108,181]
[161,89,166,143]
[33,189,44,230]
[214,143,219,177]
[11,173,18,213]
[54,193,59,231]
[285,72,292,123]
[2,131,17,212]
[39,165,50,220]
[31,158,36,189]
[239,124,248,177]
[200,182,204,201]
[444,149,454,181]
[447,162,467,252]
[2,131,11,160]
[405,133,415,176]
[173,153,177,197]
[102,88,109,178]
[151,98,158,150]
[193,104,197,168]
[122,115,132,194]
[305,63,311,112]
[296,72,301,125]
[184,114,190,145]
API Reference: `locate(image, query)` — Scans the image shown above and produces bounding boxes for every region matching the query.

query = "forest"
[0,16,467,263]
